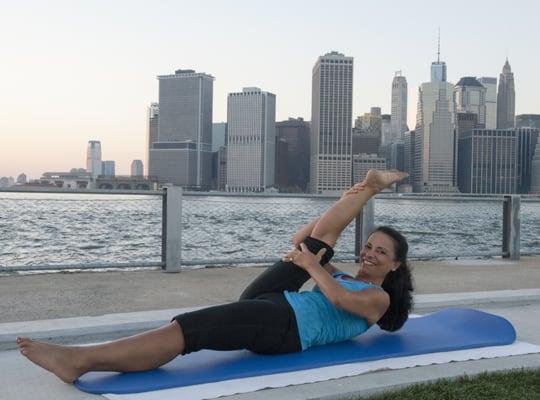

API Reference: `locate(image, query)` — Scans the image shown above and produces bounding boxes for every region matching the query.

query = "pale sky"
[1,0,538,179]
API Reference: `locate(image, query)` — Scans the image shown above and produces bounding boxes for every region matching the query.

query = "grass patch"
[361,369,540,400]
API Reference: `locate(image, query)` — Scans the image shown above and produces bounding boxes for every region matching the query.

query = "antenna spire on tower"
[437,28,440,62]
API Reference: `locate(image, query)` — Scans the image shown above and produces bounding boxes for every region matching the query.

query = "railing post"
[163,186,183,272]
[161,189,167,269]
[355,198,375,261]
[502,195,520,260]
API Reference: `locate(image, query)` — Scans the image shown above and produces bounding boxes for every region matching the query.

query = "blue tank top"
[284,272,380,350]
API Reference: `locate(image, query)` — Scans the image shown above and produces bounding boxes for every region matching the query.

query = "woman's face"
[359,231,401,279]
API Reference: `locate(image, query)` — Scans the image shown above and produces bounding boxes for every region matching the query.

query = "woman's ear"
[392,261,401,272]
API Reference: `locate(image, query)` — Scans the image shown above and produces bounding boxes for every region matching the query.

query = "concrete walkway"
[1,257,540,400]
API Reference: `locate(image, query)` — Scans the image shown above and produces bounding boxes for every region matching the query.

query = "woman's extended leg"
[310,170,408,247]
[17,322,184,383]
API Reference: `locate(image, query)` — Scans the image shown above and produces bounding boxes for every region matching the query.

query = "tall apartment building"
[478,77,497,129]
[149,69,214,189]
[458,129,519,194]
[275,118,311,192]
[454,77,486,127]
[497,59,515,129]
[413,55,456,192]
[391,71,408,139]
[226,87,276,192]
[310,51,353,194]
[86,140,102,177]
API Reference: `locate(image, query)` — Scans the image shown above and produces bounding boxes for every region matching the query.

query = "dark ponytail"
[373,226,414,332]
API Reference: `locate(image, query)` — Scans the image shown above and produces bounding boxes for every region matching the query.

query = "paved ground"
[1,257,539,400]
[1,257,539,322]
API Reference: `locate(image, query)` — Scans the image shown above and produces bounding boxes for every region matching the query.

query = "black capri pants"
[172,236,334,355]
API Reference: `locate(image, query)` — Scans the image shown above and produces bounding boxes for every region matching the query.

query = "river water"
[1,192,539,268]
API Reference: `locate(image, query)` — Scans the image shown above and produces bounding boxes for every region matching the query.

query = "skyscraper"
[353,108,382,154]
[391,71,408,140]
[458,129,519,194]
[275,118,311,192]
[516,114,540,130]
[311,51,353,194]
[454,77,486,127]
[352,127,380,155]
[516,128,539,193]
[402,130,415,187]
[380,114,392,147]
[355,108,382,137]
[226,87,276,192]
[146,103,159,176]
[86,140,102,177]
[384,140,405,172]
[477,77,497,129]
[352,154,386,184]
[131,160,144,177]
[149,69,214,188]
[212,122,227,152]
[413,50,456,192]
[496,59,515,129]
[101,160,115,177]
[530,139,540,194]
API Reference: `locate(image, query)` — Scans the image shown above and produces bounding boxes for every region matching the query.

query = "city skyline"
[1,0,539,179]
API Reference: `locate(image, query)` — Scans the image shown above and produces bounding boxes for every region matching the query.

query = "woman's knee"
[302,236,335,265]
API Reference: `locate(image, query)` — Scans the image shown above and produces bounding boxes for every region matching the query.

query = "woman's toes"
[17,338,33,348]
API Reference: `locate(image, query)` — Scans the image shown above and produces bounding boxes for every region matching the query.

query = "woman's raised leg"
[17,322,185,383]
[238,236,333,300]
[240,170,407,299]
[310,170,408,247]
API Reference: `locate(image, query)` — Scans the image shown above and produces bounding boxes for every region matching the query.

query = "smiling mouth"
[363,259,376,267]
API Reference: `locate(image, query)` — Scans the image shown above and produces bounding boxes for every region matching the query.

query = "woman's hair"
[372,226,414,332]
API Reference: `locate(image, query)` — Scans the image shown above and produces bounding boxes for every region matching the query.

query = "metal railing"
[0,188,536,273]
[0,188,164,272]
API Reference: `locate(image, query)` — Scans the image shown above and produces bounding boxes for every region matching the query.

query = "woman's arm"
[293,244,389,325]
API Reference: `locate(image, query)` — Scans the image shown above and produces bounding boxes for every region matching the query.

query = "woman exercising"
[17,169,413,383]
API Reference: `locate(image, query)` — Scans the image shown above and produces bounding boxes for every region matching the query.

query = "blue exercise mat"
[75,308,516,394]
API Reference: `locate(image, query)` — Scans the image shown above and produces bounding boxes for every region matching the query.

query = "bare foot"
[17,337,87,383]
[363,169,408,192]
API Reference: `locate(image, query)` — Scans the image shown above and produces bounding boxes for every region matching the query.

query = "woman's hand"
[282,243,326,272]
